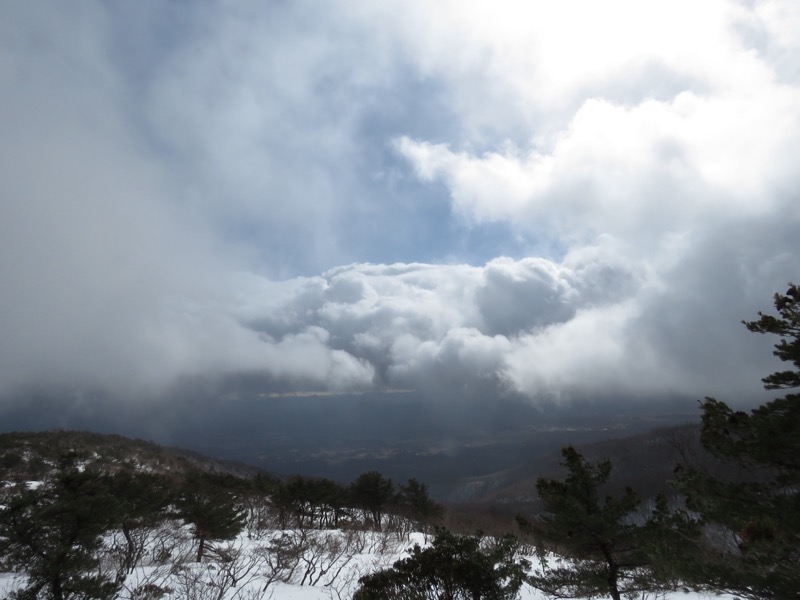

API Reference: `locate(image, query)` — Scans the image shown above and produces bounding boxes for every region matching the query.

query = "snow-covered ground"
[0,522,736,600]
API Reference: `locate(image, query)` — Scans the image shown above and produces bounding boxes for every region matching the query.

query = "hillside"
[447,422,707,507]
[0,430,737,600]
[0,430,267,487]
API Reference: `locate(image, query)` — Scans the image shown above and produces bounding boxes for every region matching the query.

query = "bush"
[353,527,529,600]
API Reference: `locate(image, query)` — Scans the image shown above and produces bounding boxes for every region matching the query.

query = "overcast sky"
[1,0,798,415]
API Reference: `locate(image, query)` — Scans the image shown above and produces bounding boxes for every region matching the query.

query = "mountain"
[0,387,701,500]
[446,422,710,508]
[157,392,699,500]
[0,430,267,486]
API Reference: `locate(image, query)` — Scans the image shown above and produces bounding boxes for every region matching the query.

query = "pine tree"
[106,472,172,577]
[398,478,444,537]
[310,477,350,528]
[353,527,529,600]
[0,454,121,600]
[519,447,675,600]
[177,471,246,562]
[350,471,395,530]
[673,284,800,598]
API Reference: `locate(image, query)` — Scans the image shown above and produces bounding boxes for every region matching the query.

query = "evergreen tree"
[672,284,800,598]
[350,471,395,529]
[271,476,349,529]
[398,478,444,535]
[310,477,350,528]
[353,527,529,600]
[176,471,246,562]
[105,472,172,577]
[0,454,121,600]
[519,447,674,600]
[275,476,313,528]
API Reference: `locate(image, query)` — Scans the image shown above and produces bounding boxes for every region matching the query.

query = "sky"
[1,0,799,419]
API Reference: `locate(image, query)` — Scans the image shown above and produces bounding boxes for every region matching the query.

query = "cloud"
[475,258,576,336]
[388,0,800,250]
[396,85,800,245]
[0,0,797,415]
[0,2,382,397]
[207,251,776,405]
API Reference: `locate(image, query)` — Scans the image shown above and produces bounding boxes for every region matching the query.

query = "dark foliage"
[398,478,444,533]
[271,476,350,529]
[672,284,800,598]
[105,472,173,577]
[176,471,247,562]
[353,527,529,600]
[0,454,122,600]
[519,447,677,600]
[350,471,395,529]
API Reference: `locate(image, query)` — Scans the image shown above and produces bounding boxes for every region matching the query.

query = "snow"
[0,521,738,600]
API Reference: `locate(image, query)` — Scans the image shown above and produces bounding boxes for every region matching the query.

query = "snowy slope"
[0,523,736,600]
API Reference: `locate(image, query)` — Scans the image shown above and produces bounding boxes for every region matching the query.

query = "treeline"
[0,448,445,599]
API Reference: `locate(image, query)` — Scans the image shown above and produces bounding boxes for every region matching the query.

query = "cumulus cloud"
[210,251,777,405]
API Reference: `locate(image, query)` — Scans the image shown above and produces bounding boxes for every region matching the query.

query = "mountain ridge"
[0,429,268,486]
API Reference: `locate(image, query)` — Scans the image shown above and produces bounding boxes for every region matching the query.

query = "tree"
[176,471,246,562]
[309,477,350,528]
[519,447,675,600]
[353,527,529,600]
[350,471,395,530]
[0,454,121,600]
[398,478,444,537]
[672,284,800,598]
[105,472,172,577]
[272,476,351,529]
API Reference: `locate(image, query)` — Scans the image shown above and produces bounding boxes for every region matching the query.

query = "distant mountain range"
[1,416,713,513]
[0,384,704,502]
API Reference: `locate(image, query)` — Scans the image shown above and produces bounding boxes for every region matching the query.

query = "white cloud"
[397,81,800,244]
[0,0,797,412]
[387,0,800,252]
[212,252,772,405]
[381,0,800,408]
[502,302,639,400]
[0,2,384,397]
